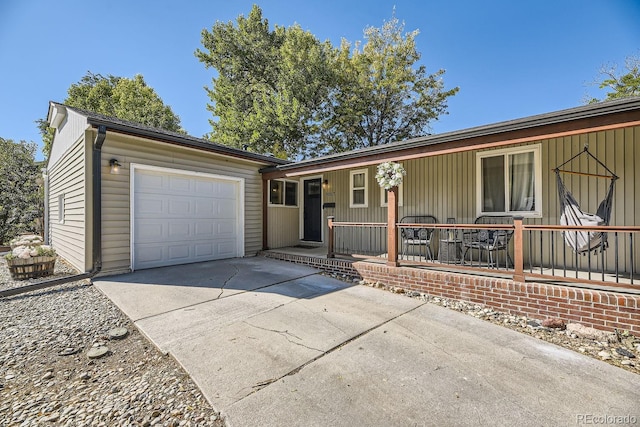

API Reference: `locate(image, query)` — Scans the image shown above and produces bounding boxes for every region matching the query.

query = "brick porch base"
[260,251,640,334]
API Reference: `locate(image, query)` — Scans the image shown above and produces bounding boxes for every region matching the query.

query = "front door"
[303,178,322,242]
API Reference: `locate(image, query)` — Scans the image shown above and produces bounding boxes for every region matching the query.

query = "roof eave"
[84,116,289,166]
[268,97,640,173]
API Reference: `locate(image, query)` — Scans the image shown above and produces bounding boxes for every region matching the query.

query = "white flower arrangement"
[375,162,406,190]
[5,234,55,261]
[10,234,43,248]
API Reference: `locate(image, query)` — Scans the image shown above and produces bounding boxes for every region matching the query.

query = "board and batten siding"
[301,125,640,271]
[99,133,267,274]
[47,134,90,272]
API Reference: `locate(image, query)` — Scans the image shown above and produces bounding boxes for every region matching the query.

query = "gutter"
[1,125,107,299]
[85,116,290,166]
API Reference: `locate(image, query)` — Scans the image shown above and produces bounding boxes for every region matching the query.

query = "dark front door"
[303,178,322,242]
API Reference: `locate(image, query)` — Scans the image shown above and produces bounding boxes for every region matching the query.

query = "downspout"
[42,168,49,245]
[91,125,107,273]
[1,125,107,298]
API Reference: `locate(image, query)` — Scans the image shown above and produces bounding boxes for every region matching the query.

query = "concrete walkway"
[94,257,640,427]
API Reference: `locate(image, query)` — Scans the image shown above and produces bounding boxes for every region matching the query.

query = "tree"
[323,15,459,152]
[0,138,42,244]
[587,54,640,103]
[196,5,334,159]
[39,72,184,157]
[197,7,458,159]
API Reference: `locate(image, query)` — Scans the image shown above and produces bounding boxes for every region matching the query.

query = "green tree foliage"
[587,55,640,103]
[324,15,458,152]
[196,6,334,159]
[197,6,458,159]
[0,138,42,244]
[39,72,184,157]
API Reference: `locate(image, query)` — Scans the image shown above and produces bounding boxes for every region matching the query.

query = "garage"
[132,165,244,270]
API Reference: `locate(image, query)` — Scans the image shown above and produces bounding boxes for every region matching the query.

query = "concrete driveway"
[94,257,640,427]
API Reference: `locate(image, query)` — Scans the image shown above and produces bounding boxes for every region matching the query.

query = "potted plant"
[5,235,56,280]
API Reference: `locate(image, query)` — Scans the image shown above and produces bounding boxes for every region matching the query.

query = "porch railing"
[327,216,640,288]
[328,220,387,259]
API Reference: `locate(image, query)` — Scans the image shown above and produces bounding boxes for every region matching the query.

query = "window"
[350,169,368,208]
[380,184,404,207]
[476,145,541,216]
[269,180,298,207]
[58,194,65,224]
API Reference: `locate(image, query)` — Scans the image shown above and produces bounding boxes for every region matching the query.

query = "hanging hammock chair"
[554,147,618,255]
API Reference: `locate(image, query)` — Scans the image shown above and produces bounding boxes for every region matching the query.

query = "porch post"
[262,178,269,250]
[327,216,335,258]
[513,216,525,282]
[387,186,399,267]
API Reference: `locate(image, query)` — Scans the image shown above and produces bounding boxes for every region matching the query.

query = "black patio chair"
[399,215,438,261]
[462,215,514,268]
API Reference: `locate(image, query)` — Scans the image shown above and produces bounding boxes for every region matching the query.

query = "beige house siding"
[267,206,300,248]
[47,135,89,272]
[99,133,267,274]
[48,109,90,169]
[293,126,640,271]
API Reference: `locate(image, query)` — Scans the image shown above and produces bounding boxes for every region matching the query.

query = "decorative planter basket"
[7,256,56,280]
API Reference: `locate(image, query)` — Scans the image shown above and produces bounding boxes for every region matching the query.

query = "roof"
[49,102,290,166]
[263,96,640,174]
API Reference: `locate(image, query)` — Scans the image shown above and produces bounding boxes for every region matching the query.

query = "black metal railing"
[330,221,387,259]
[523,225,639,285]
[327,217,640,288]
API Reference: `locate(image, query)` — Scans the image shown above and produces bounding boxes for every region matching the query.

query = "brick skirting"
[260,251,640,334]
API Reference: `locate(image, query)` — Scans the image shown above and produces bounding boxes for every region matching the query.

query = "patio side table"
[438,238,463,264]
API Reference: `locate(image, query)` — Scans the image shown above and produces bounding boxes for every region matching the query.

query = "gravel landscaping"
[2,255,637,426]
[0,257,224,427]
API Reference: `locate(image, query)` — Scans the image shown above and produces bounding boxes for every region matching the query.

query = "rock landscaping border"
[0,274,225,426]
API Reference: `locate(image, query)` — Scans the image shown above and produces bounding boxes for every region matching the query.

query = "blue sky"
[1,0,638,161]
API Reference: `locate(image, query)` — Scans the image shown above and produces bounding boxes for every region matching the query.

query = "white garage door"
[132,166,243,270]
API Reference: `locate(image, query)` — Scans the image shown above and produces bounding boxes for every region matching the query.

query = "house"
[44,102,287,275]
[259,97,640,334]
[45,98,640,333]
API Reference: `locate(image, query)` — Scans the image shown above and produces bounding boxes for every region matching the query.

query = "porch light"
[109,159,121,174]
[322,179,329,190]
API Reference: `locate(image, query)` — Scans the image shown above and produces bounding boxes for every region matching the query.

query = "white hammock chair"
[554,147,618,255]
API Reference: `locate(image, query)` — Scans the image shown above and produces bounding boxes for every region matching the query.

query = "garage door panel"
[213,201,236,218]
[137,197,164,214]
[168,199,192,215]
[136,223,165,242]
[169,176,191,192]
[133,168,242,270]
[136,245,164,264]
[195,180,214,194]
[136,173,164,190]
[195,243,214,257]
[216,240,238,257]
[214,219,236,236]
[168,223,190,239]
[168,244,191,261]
[215,182,237,199]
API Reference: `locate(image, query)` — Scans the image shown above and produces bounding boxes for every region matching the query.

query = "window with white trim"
[380,184,404,207]
[58,194,65,224]
[269,180,298,207]
[350,169,368,208]
[476,144,542,216]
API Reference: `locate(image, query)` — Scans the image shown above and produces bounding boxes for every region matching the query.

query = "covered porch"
[260,98,640,333]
